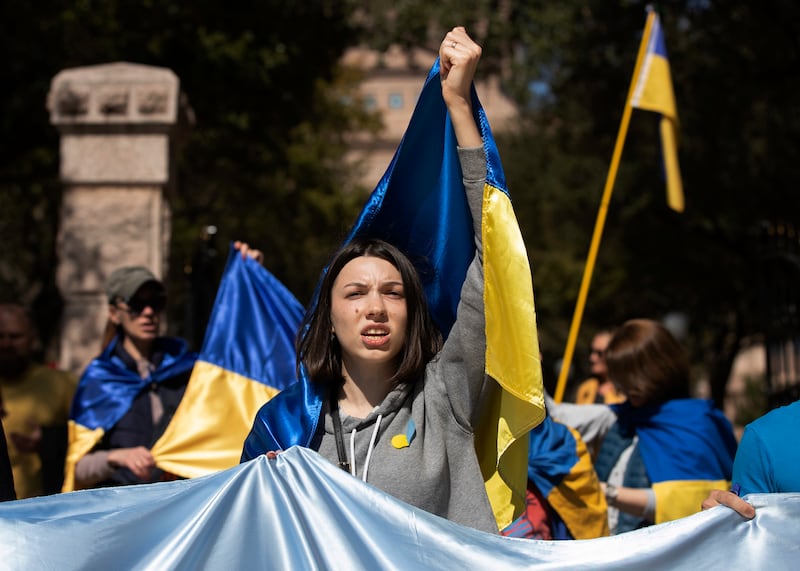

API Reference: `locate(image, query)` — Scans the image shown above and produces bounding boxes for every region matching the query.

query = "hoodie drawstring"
[348,414,383,482]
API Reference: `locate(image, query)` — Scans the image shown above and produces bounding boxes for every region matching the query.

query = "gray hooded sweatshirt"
[315,146,498,534]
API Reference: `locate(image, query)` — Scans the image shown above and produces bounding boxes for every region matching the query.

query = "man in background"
[1,394,16,500]
[0,303,77,498]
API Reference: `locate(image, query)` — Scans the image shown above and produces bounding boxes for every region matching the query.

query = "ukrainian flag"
[63,337,197,492]
[342,59,545,529]
[630,11,685,212]
[530,417,609,539]
[596,399,737,526]
[150,245,304,478]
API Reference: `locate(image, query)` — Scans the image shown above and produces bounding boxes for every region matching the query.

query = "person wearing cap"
[65,265,197,490]
[65,244,262,490]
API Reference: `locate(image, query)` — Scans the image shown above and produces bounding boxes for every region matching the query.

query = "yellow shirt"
[1,364,77,499]
[574,377,626,405]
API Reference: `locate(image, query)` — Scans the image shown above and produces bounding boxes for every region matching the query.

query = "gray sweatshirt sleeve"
[547,398,617,450]
[430,146,490,430]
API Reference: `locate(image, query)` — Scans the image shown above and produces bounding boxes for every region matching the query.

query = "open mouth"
[361,327,390,347]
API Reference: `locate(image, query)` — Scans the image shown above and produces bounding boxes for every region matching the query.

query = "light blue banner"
[0,447,797,570]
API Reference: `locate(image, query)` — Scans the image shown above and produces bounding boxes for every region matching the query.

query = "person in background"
[702,398,800,519]
[0,303,77,498]
[1,396,17,501]
[573,329,625,405]
[242,28,506,535]
[550,319,737,534]
[68,243,261,490]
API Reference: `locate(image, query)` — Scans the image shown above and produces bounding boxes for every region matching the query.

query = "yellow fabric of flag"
[630,13,685,212]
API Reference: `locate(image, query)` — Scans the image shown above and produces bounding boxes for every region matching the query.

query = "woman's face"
[330,255,408,371]
[589,332,612,378]
[109,283,165,343]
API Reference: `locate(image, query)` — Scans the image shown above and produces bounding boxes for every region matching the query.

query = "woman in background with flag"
[65,244,262,491]
[553,319,737,534]
[242,27,510,534]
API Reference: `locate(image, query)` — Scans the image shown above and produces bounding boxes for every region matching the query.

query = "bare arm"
[602,482,655,522]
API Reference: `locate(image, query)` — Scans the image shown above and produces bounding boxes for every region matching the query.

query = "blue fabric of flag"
[611,399,736,482]
[70,336,197,431]
[197,245,303,388]
[149,245,305,479]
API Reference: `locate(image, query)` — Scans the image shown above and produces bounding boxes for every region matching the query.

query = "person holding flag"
[65,244,263,490]
[242,26,545,534]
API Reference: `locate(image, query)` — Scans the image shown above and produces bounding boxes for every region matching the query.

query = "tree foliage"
[0,0,378,350]
[352,0,800,400]
[3,1,800,407]
[489,0,800,399]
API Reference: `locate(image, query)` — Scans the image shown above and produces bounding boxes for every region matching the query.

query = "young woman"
[552,319,737,534]
[241,27,502,534]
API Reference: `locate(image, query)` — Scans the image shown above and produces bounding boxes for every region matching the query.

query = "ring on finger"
[451,41,457,48]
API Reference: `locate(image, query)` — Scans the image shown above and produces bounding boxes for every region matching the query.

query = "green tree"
[0,1,379,351]
[353,1,800,403]
[493,1,800,402]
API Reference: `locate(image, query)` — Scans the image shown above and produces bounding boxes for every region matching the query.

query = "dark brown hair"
[297,238,443,388]
[604,318,690,406]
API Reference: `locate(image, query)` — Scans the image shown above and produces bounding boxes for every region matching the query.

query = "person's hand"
[439,27,483,148]
[439,27,481,109]
[234,241,264,265]
[9,420,42,453]
[108,446,156,480]
[701,489,756,520]
[265,450,281,459]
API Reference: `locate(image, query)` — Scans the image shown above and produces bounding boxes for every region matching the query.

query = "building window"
[388,93,404,109]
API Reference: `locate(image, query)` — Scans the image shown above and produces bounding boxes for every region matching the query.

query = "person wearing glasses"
[72,245,261,488]
[573,329,625,405]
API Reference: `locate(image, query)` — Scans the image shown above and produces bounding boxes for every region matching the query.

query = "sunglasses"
[119,294,167,316]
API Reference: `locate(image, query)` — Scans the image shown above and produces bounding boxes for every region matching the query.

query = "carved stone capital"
[47,62,191,129]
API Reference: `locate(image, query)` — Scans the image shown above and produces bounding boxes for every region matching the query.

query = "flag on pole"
[149,245,304,478]
[630,12,685,212]
[552,9,686,405]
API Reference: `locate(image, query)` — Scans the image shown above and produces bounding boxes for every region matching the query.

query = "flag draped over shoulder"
[63,337,197,492]
[629,11,684,212]
[341,59,545,529]
[596,399,737,525]
[150,246,304,479]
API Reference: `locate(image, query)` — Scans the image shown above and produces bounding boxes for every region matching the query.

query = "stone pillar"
[46,63,191,375]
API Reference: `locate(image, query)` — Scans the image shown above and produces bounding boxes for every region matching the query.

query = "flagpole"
[553,10,657,403]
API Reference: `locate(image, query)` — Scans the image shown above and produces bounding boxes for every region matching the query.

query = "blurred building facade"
[341,44,517,188]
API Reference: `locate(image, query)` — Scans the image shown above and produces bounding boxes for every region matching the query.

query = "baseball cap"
[106,266,163,303]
